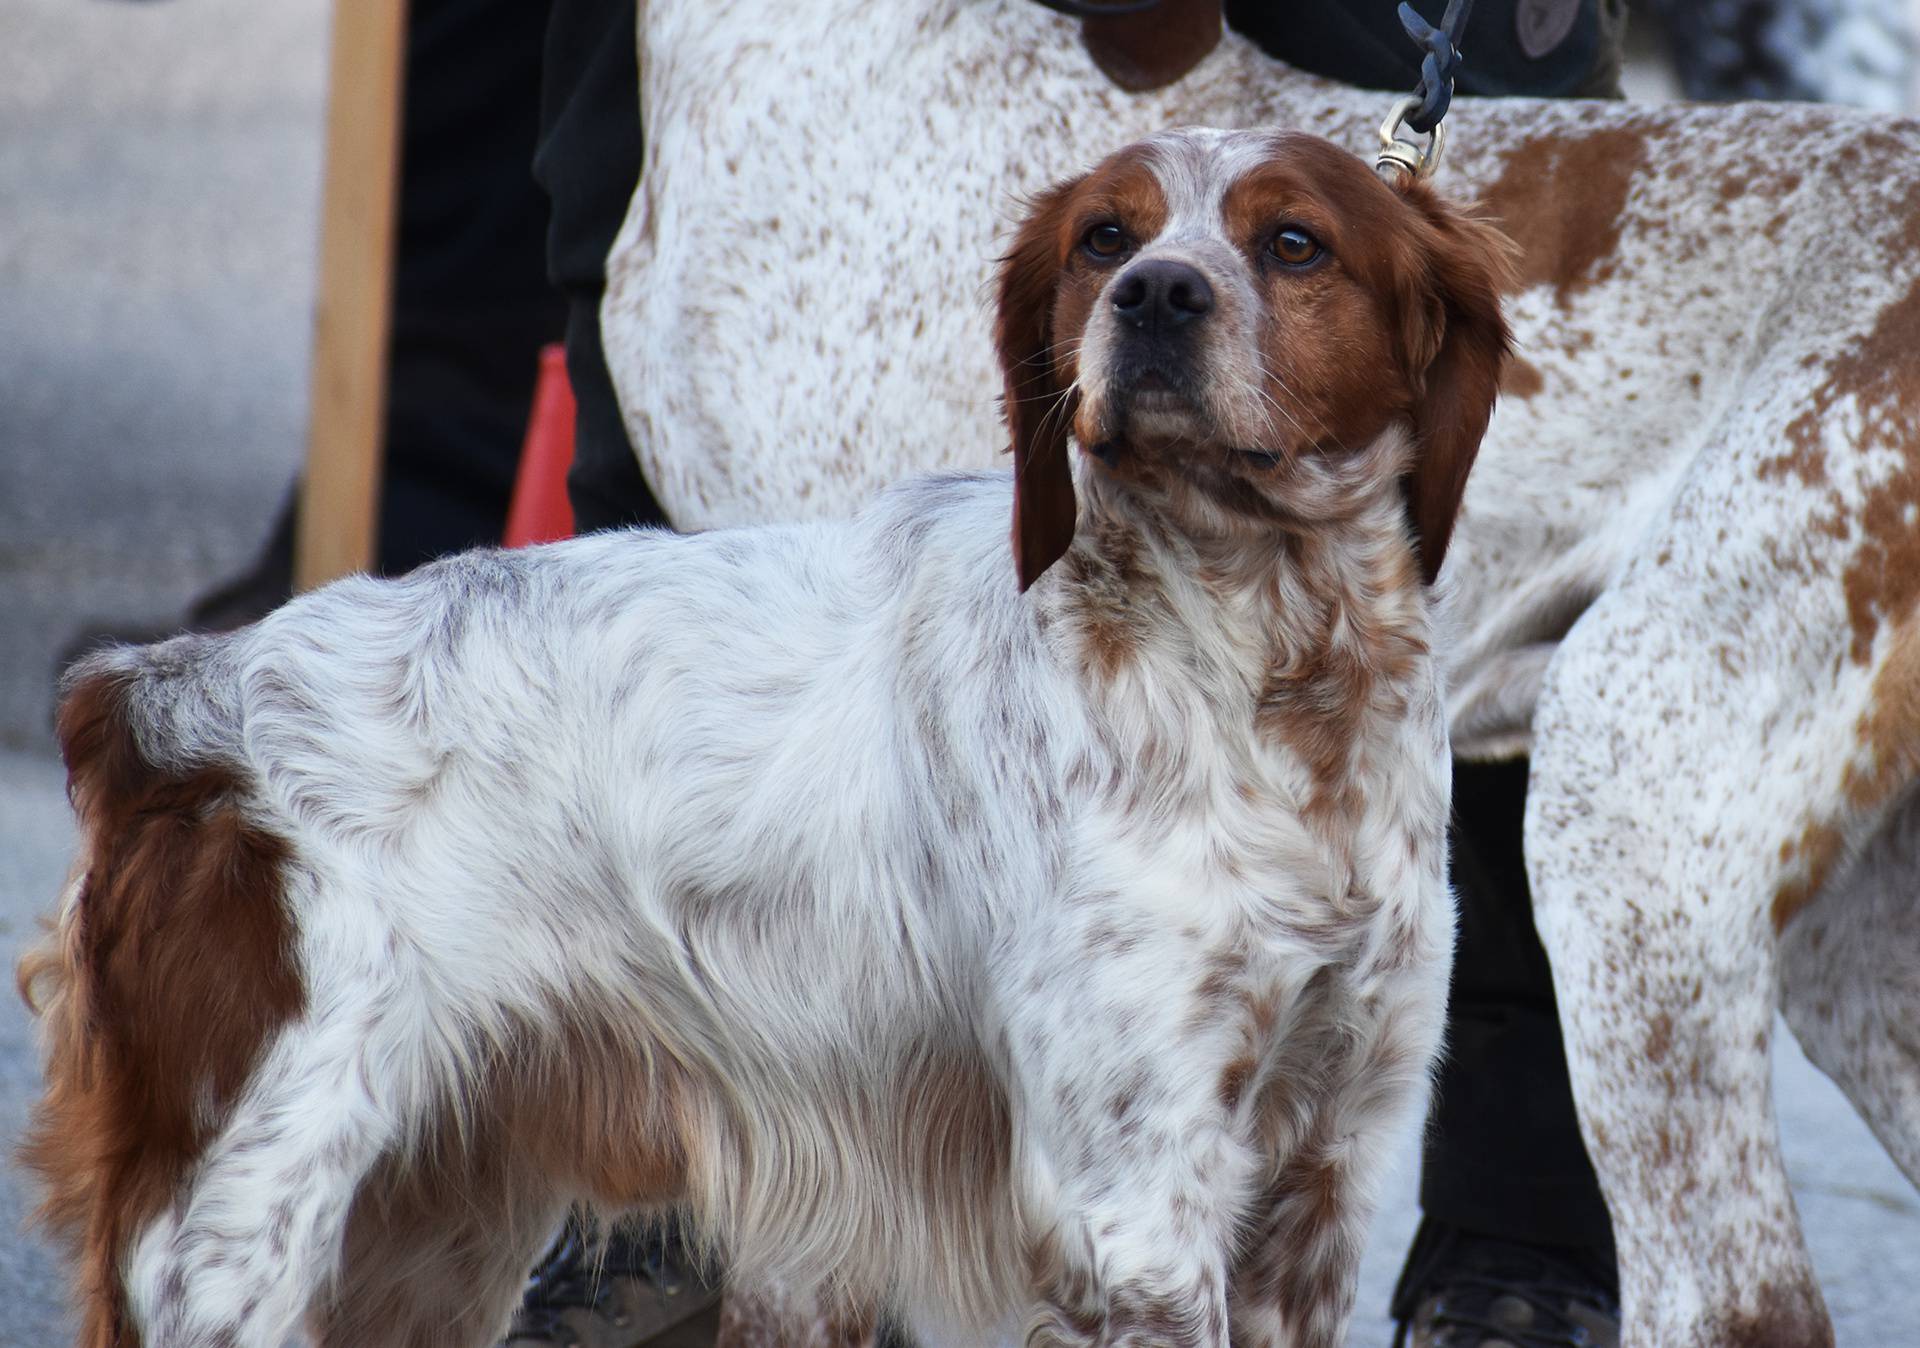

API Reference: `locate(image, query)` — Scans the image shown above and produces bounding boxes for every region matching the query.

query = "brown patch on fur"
[1234,1143,1355,1343]
[1842,620,1920,812]
[1367,179,1518,584]
[896,1046,1014,1267]
[1060,513,1161,678]
[999,176,1090,591]
[1712,1278,1835,1348]
[1255,541,1427,828]
[1771,822,1849,934]
[1479,127,1650,307]
[1502,355,1544,400]
[1081,0,1221,92]
[502,1011,699,1209]
[1216,144,1514,580]
[1835,297,1920,663]
[1218,156,1414,459]
[1644,1011,1674,1064]
[1083,157,1172,256]
[1217,1056,1255,1112]
[1772,621,1920,931]
[1758,275,1920,661]
[1756,435,1828,490]
[1255,658,1361,824]
[21,667,305,1348]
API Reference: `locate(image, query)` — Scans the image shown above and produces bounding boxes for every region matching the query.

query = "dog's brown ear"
[997,175,1084,591]
[1390,182,1516,585]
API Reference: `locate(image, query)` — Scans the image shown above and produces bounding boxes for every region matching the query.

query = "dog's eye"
[1268,228,1322,267]
[1083,223,1130,260]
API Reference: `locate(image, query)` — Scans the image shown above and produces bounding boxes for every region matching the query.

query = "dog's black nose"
[1111,260,1213,332]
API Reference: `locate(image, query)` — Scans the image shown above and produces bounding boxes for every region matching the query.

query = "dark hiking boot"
[501,1215,720,1348]
[1390,1217,1619,1348]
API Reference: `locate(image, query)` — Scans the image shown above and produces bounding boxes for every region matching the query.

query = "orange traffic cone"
[503,343,577,547]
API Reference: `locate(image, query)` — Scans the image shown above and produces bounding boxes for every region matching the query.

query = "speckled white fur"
[67,132,1470,1343]
[608,5,1920,1344]
[89,469,1448,1347]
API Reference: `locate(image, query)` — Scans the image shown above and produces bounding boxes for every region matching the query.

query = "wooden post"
[295,0,408,592]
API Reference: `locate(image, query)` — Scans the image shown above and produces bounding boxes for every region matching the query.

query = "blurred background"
[2,1,1919,1343]
[1,0,325,757]
[0,0,327,1334]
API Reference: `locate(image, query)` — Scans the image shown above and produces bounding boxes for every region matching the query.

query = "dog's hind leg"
[24,660,402,1346]
[304,1104,567,1348]
[1779,786,1920,1190]
[119,1011,416,1346]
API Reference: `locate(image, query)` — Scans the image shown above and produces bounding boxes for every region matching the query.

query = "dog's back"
[23,486,1067,1346]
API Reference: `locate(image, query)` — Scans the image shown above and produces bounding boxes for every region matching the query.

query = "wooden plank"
[295,0,408,592]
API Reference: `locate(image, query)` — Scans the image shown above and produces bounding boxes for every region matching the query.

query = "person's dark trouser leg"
[534,0,667,535]
[380,0,565,573]
[1423,758,1616,1261]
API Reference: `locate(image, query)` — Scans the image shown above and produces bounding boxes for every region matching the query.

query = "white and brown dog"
[23,132,1510,1348]
[603,2,1920,1344]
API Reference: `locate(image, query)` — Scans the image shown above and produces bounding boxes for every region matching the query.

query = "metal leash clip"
[1377,93,1448,184]
[1375,0,1474,186]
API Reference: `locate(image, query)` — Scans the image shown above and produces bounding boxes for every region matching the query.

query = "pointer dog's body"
[25,131,1508,1348]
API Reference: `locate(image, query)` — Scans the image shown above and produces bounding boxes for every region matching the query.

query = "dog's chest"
[1068,606,1445,954]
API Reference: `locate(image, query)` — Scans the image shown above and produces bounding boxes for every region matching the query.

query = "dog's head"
[996,128,1514,589]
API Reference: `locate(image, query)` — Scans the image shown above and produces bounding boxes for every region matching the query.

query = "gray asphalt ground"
[1,3,1916,1344]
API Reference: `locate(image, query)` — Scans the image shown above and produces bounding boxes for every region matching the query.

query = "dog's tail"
[21,644,304,1348]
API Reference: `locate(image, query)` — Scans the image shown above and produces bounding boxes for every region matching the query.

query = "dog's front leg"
[1227,973,1449,1348]
[1001,899,1257,1348]
[122,1012,406,1347]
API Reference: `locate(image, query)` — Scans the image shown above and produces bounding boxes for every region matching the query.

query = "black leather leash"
[1377,0,1477,183]
[1396,0,1477,134]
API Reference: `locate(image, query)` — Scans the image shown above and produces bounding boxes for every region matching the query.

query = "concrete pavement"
[0,1,1915,1343]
